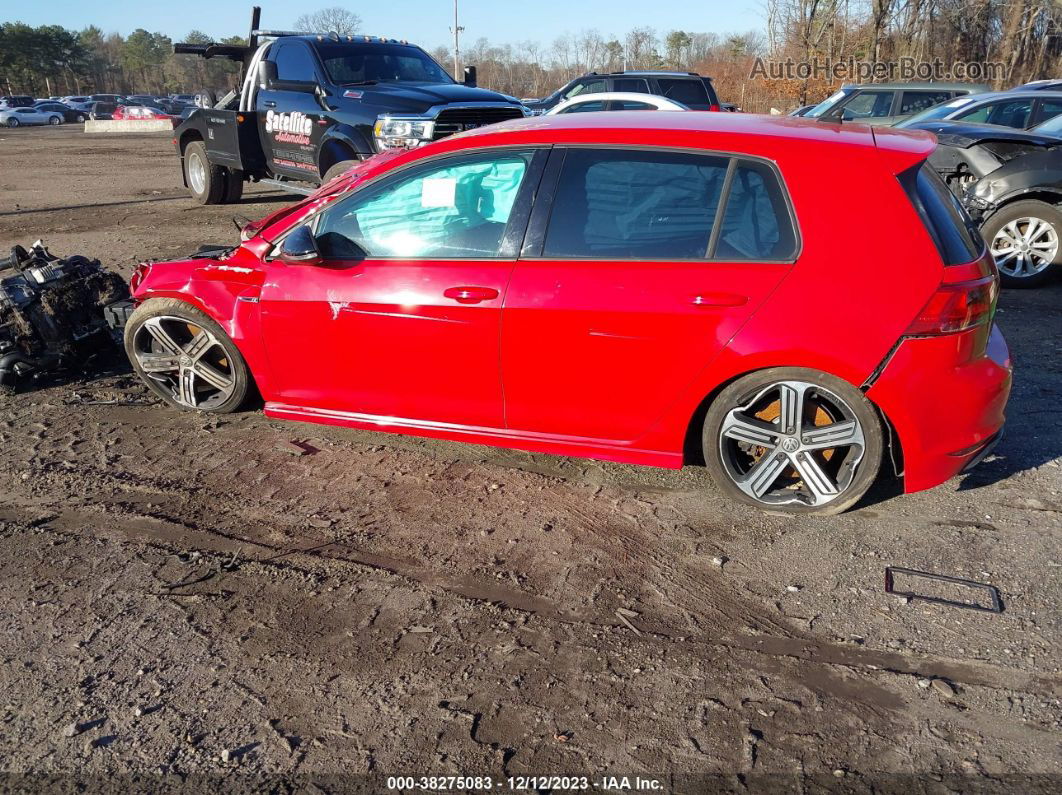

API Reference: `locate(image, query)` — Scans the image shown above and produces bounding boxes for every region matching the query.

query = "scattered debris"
[0,240,129,394]
[275,439,317,456]
[917,678,932,689]
[615,608,642,636]
[884,566,1004,613]
[711,556,727,568]
[786,585,802,592]
[554,731,573,743]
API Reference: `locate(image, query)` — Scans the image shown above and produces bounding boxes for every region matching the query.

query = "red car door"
[502,148,797,443]
[259,147,544,428]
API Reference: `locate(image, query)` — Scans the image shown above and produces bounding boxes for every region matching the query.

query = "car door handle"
[444,286,499,304]
[690,292,749,308]
[263,101,277,108]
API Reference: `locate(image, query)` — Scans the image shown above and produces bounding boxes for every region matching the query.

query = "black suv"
[522,71,721,114]
[172,9,527,203]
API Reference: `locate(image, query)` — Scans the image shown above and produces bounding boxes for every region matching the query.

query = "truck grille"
[432,107,525,139]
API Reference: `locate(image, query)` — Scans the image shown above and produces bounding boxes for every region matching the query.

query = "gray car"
[0,106,64,127]
[894,90,1062,130]
[803,82,989,125]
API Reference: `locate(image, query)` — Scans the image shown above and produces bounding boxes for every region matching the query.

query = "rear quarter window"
[901,164,984,265]
[656,78,711,109]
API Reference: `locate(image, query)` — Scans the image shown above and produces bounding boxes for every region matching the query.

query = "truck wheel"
[184,141,226,205]
[323,159,358,183]
[223,169,244,203]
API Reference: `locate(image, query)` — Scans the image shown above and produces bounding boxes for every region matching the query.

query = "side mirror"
[463,65,477,87]
[278,225,321,264]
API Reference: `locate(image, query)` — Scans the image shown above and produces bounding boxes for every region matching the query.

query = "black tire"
[48,115,61,125]
[703,367,884,516]
[124,298,251,414]
[7,119,19,128]
[222,168,244,203]
[322,159,359,183]
[76,114,86,123]
[184,140,227,205]
[981,199,1062,288]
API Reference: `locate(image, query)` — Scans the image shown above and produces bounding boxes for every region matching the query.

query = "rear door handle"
[690,292,749,308]
[444,286,499,304]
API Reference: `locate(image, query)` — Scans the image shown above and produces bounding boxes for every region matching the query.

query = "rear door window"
[539,149,797,261]
[611,78,650,93]
[656,78,711,109]
[957,98,1033,128]
[899,90,951,115]
[1035,98,1062,126]
[714,162,798,261]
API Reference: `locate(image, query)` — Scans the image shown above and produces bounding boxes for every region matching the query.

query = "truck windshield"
[315,43,454,85]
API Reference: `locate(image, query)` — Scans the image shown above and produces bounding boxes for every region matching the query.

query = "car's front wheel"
[703,368,884,515]
[982,199,1062,288]
[48,115,61,125]
[76,114,86,123]
[7,118,19,128]
[125,298,251,413]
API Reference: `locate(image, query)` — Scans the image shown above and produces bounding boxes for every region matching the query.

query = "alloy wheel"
[131,316,236,409]
[990,216,1058,278]
[7,119,18,127]
[49,116,60,125]
[718,380,866,508]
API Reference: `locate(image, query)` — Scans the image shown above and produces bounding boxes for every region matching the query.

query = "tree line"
[2,2,1060,112]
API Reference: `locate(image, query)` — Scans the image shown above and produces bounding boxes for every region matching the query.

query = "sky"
[0,0,766,50]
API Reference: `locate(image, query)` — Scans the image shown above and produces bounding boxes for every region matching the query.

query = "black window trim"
[898,162,985,266]
[273,144,551,262]
[520,144,802,264]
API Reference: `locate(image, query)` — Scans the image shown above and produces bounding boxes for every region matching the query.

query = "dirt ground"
[0,127,1059,793]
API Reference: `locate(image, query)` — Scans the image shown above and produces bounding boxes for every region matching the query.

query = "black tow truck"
[172,7,527,204]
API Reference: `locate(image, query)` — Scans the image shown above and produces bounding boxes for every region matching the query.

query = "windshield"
[804,89,850,118]
[1033,113,1062,136]
[315,42,454,85]
[895,95,978,128]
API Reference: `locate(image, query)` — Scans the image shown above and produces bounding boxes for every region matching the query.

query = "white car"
[546,92,689,115]
[0,107,63,127]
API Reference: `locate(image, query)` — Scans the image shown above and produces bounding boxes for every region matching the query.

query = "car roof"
[549,92,689,112]
[448,111,934,172]
[943,89,1062,102]
[838,82,989,91]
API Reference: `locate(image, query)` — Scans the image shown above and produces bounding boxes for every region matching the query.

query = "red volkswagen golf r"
[125,112,1011,515]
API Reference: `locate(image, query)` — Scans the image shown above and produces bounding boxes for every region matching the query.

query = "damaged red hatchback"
[126,113,1011,515]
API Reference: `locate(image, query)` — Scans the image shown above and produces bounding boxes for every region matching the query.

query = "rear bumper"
[866,323,1011,494]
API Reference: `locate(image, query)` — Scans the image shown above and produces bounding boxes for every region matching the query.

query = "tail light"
[905,274,998,336]
[708,103,721,112]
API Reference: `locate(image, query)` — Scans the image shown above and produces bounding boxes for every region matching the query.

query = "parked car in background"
[90,93,124,104]
[88,101,118,120]
[910,119,1062,288]
[804,82,988,125]
[789,104,816,117]
[170,94,196,103]
[1030,111,1062,138]
[0,95,35,109]
[125,112,1010,516]
[0,106,64,126]
[895,91,1062,131]
[523,71,720,114]
[60,95,91,105]
[32,101,89,123]
[114,104,179,122]
[546,92,688,114]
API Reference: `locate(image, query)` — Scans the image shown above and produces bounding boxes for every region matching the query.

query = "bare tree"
[293,7,363,36]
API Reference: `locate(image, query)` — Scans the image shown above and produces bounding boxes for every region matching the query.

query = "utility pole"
[450,0,464,80]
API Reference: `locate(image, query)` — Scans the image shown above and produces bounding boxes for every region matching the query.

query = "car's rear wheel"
[703,368,884,515]
[982,199,1062,288]
[48,115,60,125]
[76,114,86,123]
[125,298,250,413]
